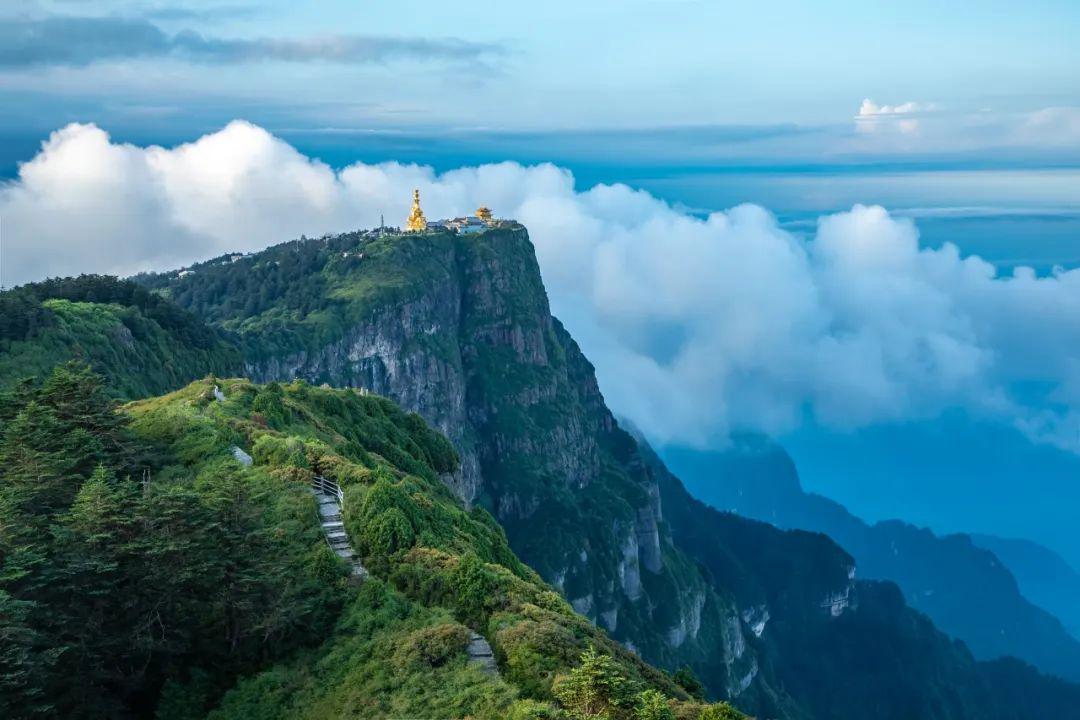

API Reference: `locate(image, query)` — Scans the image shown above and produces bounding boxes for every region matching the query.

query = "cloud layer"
[0,15,501,68]
[4,121,1080,452]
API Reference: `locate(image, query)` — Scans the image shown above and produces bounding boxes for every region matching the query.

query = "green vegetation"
[0,364,341,718]
[0,364,742,719]
[0,276,240,398]
[134,230,463,362]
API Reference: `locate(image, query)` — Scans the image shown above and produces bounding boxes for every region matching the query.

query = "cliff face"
[245,258,484,502]
[148,225,774,704]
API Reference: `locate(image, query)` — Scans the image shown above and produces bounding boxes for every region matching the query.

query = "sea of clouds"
[4,120,1080,452]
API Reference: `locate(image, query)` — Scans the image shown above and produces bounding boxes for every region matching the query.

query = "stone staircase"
[467,632,498,676]
[312,475,368,579]
[312,478,497,675]
[211,387,367,581]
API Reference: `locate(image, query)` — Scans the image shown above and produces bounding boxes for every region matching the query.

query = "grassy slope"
[126,378,728,720]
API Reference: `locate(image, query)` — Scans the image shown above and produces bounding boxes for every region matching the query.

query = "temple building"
[405,190,500,234]
[406,189,427,231]
[442,206,498,234]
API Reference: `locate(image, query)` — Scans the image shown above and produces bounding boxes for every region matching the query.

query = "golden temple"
[406,188,427,232]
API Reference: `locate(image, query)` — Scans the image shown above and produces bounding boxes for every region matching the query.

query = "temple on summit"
[405,189,499,234]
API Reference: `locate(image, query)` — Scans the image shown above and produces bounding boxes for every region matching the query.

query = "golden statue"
[406,188,427,231]
[476,206,493,223]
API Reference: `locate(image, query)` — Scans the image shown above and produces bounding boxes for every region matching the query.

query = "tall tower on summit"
[406,189,427,232]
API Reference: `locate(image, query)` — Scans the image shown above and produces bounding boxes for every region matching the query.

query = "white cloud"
[855,98,935,135]
[5,121,1080,453]
[857,99,931,117]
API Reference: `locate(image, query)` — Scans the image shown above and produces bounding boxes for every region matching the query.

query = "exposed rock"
[741,605,770,638]
[571,593,594,616]
[617,523,643,601]
[722,612,748,663]
[821,586,853,617]
[666,590,706,648]
[230,445,253,467]
[636,484,663,574]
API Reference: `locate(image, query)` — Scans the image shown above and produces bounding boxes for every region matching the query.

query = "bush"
[361,507,416,555]
[552,647,638,720]
[672,666,705,700]
[393,622,471,669]
[508,698,565,719]
[698,703,746,720]
[636,690,675,720]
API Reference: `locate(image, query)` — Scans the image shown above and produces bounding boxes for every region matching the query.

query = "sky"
[2,1,1080,562]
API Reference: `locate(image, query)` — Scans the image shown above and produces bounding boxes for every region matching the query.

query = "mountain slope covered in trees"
[0,276,240,398]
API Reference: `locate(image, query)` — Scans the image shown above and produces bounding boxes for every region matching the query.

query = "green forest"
[0,276,240,398]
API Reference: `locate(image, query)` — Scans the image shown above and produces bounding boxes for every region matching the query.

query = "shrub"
[636,690,674,720]
[393,622,471,669]
[361,507,416,556]
[508,698,565,719]
[672,666,704,700]
[698,703,746,720]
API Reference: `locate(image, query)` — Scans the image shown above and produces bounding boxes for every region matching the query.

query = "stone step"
[318,504,341,517]
[326,531,348,541]
[335,548,354,558]
[321,520,344,530]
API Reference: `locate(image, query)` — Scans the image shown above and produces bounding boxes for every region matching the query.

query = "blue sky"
[2,1,1079,155]
[3,1,1080,562]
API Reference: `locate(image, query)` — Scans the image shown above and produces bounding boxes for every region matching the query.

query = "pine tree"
[553,647,638,720]
[0,589,55,717]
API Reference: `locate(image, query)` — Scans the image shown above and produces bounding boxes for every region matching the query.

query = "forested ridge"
[0,276,241,398]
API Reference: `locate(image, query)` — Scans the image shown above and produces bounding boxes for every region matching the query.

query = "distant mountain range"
[663,436,1080,681]
[970,533,1080,640]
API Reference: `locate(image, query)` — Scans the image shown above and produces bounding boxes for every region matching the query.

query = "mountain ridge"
[662,437,1080,682]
